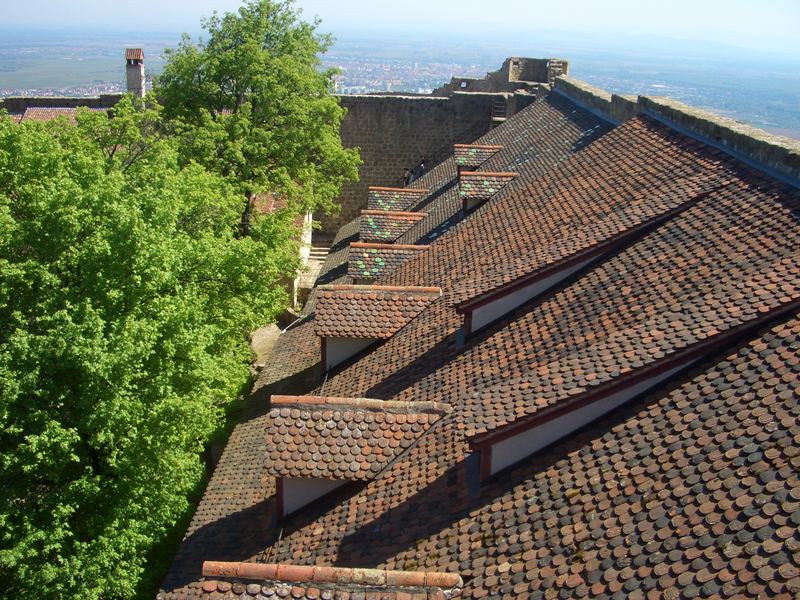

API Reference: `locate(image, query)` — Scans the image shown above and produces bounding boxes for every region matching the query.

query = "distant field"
[1,27,798,140]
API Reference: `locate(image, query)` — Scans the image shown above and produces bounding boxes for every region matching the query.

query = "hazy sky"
[3,0,798,55]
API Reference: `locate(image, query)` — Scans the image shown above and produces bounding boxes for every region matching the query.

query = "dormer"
[459,172,517,212]
[466,354,702,481]
[315,285,442,370]
[456,253,600,338]
[368,186,429,212]
[266,396,448,518]
[454,144,503,174]
[360,210,427,243]
[347,242,429,284]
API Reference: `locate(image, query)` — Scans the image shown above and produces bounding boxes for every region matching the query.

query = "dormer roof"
[315,285,442,339]
[367,186,429,211]
[454,143,503,170]
[459,171,517,210]
[347,241,429,281]
[265,396,448,480]
[359,210,427,243]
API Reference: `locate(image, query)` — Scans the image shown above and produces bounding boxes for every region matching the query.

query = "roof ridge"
[202,561,463,589]
[270,395,450,413]
[454,143,504,149]
[361,209,427,218]
[459,171,518,178]
[317,284,442,295]
[368,186,429,193]
[350,242,430,250]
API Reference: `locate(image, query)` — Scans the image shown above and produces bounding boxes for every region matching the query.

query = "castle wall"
[321,92,503,235]
[0,94,122,114]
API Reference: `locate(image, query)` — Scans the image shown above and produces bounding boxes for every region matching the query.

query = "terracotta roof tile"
[454,144,503,170]
[314,285,441,339]
[368,187,429,212]
[265,396,447,480]
[360,210,427,243]
[347,242,429,281]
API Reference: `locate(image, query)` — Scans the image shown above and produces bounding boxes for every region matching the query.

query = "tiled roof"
[260,312,800,599]
[265,396,447,480]
[397,91,613,245]
[18,107,105,124]
[314,285,442,339]
[453,180,799,439]
[367,186,429,212]
[359,210,427,243]
[393,116,745,307]
[159,83,800,600]
[458,171,518,207]
[125,48,144,61]
[250,193,306,228]
[347,242,429,281]
[454,143,503,169]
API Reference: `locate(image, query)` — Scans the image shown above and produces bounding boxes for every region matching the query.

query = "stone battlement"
[552,76,800,185]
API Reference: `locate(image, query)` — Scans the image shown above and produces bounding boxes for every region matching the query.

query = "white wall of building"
[282,477,346,516]
[325,337,376,370]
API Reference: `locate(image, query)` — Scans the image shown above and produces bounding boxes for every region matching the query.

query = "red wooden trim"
[467,299,800,449]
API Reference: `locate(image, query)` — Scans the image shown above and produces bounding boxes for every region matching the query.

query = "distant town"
[1,29,799,139]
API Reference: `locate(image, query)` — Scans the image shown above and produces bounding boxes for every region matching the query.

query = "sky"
[2,0,798,56]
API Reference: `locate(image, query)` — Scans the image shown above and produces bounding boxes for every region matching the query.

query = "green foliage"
[157,0,361,215]
[0,97,299,598]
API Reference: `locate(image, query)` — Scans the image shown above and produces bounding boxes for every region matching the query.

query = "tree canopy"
[0,97,300,597]
[157,0,360,215]
[1,3,357,596]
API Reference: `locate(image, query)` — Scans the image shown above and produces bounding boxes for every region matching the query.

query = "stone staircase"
[297,242,332,306]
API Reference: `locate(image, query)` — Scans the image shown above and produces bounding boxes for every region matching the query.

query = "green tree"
[0,97,299,598]
[157,0,360,216]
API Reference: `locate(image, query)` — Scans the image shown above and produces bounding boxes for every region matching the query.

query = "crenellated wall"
[0,94,122,115]
[551,76,800,185]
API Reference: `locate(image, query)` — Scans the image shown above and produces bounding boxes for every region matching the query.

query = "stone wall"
[553,76,800,184]
[638,96,800,183]
[321,92,503,235]
[0,94,122,114]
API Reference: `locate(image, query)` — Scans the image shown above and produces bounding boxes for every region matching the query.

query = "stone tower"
[125,48,145,98]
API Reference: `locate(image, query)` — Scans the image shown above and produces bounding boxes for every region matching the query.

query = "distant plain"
[1,27,798,140]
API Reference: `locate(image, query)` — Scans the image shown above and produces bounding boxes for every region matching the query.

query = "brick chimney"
[125,48,145,98]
